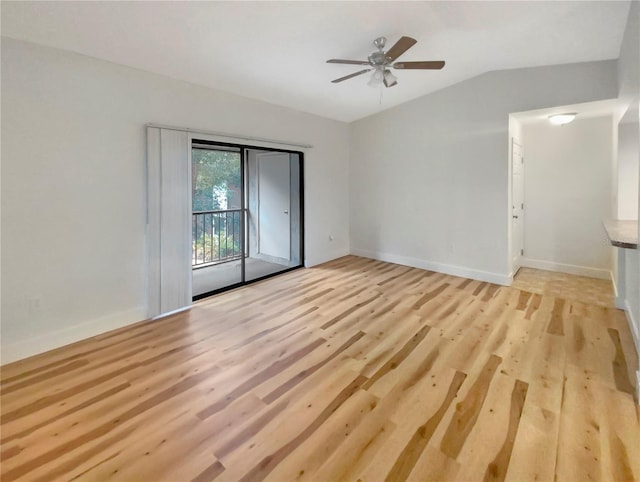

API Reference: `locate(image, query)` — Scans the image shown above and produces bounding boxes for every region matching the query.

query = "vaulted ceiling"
[1,1,632,122]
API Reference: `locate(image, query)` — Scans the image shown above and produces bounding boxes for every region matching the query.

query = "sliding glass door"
[245,149,302,282]
[192,142,303,299]
[191,144,243,297]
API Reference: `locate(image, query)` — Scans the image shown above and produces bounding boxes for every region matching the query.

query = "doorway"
[191,141,303,299]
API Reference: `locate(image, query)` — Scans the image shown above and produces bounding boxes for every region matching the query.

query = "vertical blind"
[146,127,192,318]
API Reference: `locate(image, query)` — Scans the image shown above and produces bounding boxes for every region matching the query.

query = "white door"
[258,153,291,261]
[511,139,525,273]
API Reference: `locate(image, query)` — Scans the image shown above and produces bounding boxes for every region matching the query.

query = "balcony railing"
[192,209,243,267]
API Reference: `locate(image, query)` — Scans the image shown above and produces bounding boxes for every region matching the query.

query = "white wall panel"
[616,0,640,394]
[522,116,613,276]
[1,39,349,363]
[146,127,162,317]
[350,60,617,284]
[147,127,191,318]
[159,129,191,315]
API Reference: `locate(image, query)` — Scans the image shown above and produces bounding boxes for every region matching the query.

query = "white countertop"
[603,219,638,249]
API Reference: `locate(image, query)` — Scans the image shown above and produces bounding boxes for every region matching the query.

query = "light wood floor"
[512,267,615,308]
[1,255,638,481]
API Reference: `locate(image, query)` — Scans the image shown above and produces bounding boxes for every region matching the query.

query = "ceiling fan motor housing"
[368,51,389,66]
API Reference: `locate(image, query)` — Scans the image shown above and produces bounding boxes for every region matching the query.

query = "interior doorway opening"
[191,141,304,299]
[508,99,620,282]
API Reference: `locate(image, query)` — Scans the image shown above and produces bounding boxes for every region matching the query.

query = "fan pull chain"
[379,85,383,105]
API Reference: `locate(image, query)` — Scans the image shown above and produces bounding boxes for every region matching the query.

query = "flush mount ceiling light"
[548,113,577,125]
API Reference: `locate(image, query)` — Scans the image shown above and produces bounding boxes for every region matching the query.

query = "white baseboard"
[622,300,640,402]
[611,272,627,310]
[152,305,190,320]
[624,299,640,354]
[350,249,512,286]
[611,271,619,298]
[520,257,611,280]
[610,271,627,309]
[306,247,350,268]
[1,307,147,365]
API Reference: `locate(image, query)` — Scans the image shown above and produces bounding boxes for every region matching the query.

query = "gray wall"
[522,116,613,276]
[618,120,640,220]
[350,60,617,283]
[616,0,640,385]
[1,38,350,363]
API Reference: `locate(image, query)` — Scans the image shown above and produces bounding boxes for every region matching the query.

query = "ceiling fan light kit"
[383,69,398,87]
[368,68,384,87]
[327,35,445,88]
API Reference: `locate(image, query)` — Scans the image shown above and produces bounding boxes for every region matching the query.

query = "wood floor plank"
[408,444,461,482]
[445,372,519,480]
[385,371,466,481]
[311,416,396,482]
[608,328,635,395]
[591,381,640,482]
[263,388,379,481]
[191,460,225,482]
[2,364,220,481]
[362,324,432,390]
[215,362,363,471]
[504,400,560,482]
[197,337,326,420]
[3,353,220,457]
[1,255,637,482]
[237,375,370,482]
[555,364,605,482]
[482,379,528,482]
[440,354,502,459]
[262,331,366,404]
[321,366,461,482]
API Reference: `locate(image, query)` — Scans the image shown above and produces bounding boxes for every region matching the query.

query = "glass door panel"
[245,149,302,282]
[192,142,303,300]
[191,145,244,297]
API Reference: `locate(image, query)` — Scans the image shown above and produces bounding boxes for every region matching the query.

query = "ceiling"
[1,1,632,122]
[511,99,622,125]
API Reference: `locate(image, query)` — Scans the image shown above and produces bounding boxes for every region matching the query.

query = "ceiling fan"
[327,36,445,88]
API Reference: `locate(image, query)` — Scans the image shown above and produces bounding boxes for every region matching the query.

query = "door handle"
[284,210,289,214]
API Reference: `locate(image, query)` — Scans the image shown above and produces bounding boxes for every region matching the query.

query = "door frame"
[510,137,525,277]
[190,138,305,301]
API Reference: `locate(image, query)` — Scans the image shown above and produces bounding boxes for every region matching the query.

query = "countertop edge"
[602,219,639,250]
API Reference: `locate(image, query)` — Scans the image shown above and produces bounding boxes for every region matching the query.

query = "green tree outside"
[192,149,242,264]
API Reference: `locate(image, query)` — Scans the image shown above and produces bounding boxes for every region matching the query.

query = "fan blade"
[385,36,417,62]
[393,61,445,70]
[331,69,372,83]
[327,59,371,65]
